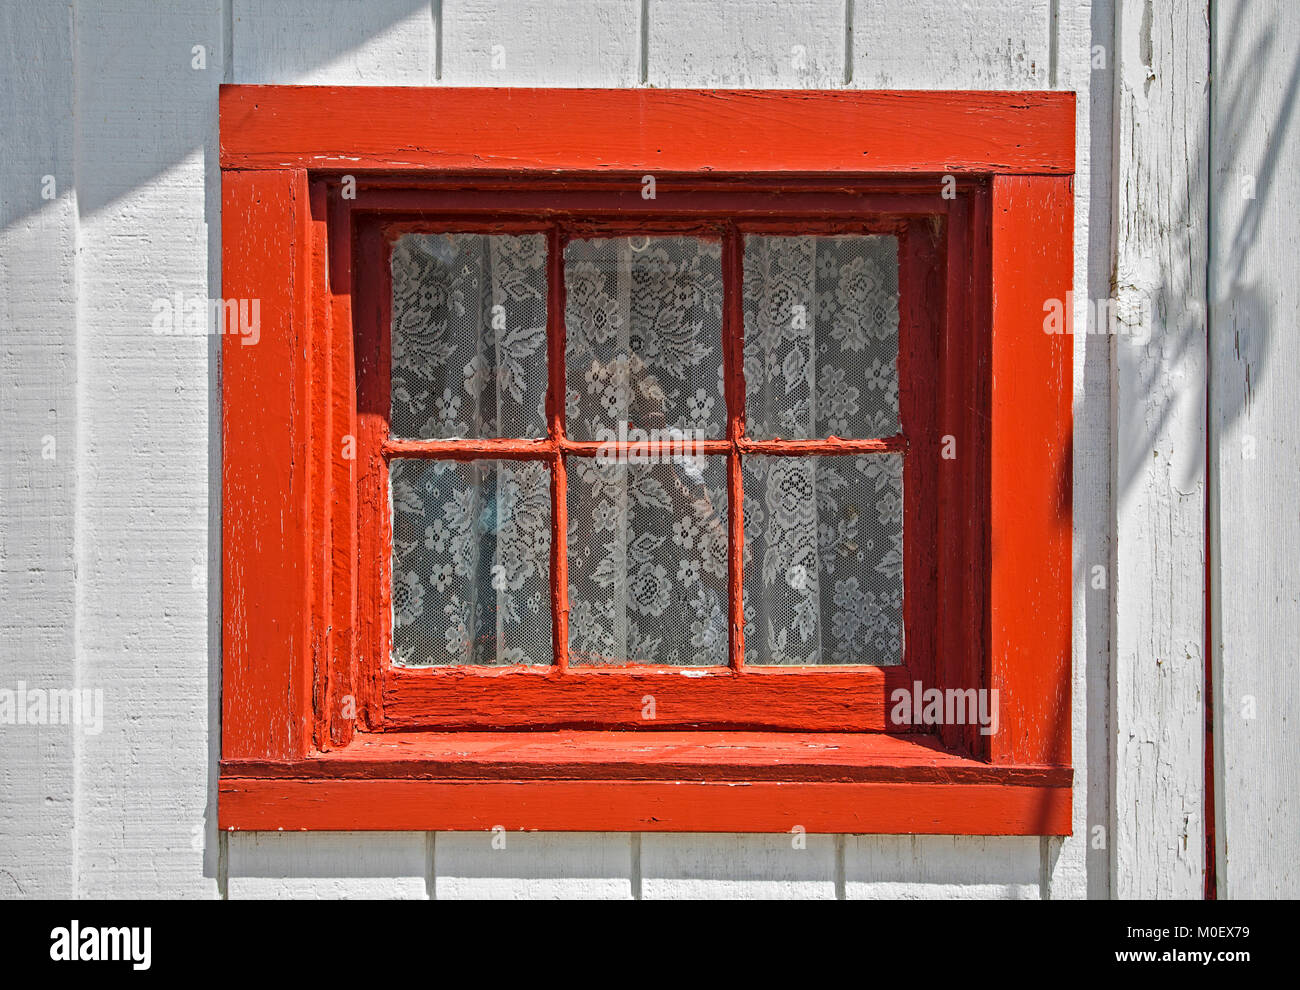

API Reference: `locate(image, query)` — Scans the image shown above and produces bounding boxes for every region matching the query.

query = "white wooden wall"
[0,0,1292,899]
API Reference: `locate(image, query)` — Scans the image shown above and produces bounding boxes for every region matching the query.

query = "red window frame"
[219,87,1074,835]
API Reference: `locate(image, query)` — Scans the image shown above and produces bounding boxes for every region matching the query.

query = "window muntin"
[386,226,906,668]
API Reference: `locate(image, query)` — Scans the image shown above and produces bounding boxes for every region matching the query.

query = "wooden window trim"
[219,87,1074,835]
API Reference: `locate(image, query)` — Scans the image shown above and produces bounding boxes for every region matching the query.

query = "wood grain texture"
[1112,0,1208,899]
[1210,0,1300,898]
[221,168,314,762]
[1052,0,1113,902]
[852,0,1052,88]
[988,174,1073,768]
[0,0,77,898]
[220,777,1071,834]
[219,86,1076,174]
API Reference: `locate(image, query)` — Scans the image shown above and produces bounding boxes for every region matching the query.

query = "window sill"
[219,731,1072,835]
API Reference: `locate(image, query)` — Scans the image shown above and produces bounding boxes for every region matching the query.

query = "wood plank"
[231,0,433,85]
[641,833,837,899]
[219,778,1071,834]
[852,0,1052,88]
[219,86,1077,174]
[648,0,846,88]
[221,168,314,761]
[0,0,78,898]
[441,0,639,85]
[845,835,1041,898]
[987,174,1073,768]
[227,831,427,899]
[1112,0,1209,899]
[434,832,633,899]
[222,729,1073,785]
[1210,0,1300,898]
[1048,0,1113,902]
[72,0,225,898]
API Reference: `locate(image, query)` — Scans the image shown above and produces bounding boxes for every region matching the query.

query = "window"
[220,87,1074,834]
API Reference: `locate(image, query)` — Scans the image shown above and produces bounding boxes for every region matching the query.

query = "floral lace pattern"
[742,454,904,665]
[567,456,729,666]
[565,237,726,440]
[390,233,548,439]
[743,235,900,439]
[390,458,552,666]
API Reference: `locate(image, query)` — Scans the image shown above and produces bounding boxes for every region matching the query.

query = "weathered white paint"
[648,0,846,88]
[641,833,838,899]
[1111,0,1208,899]
[852,0,1052,88]
[227,832,427,899]
[232,1,433,85]
[8,0,1293,900]
[442,0,640,85]
[1210,0,1300,899]
[434,832,635,899]
[845,836,1040,899]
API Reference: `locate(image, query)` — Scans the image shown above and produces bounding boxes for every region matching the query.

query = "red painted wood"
[222,168,314,761]
[222,730,1071,784]
[547,226,570,672]
[353,221,392,730]
[381,664,920,731]
[219,777,1072,834]
[724,228,746,670]
[220,90,1076,832]
[220,87,1075,175]
[325,182,358,748]
[380,437,906,459]
[987,175,1073,766]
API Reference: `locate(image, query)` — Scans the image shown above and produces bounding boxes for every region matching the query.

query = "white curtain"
[563,237,730,666]
[387,231,903,668]
[741,235,904,665]
[389,233,551,666]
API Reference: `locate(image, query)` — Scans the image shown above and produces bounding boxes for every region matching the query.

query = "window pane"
[742,454,903,665]
[565,236,726,441]
[567,454,729,666]
[390,458,552,666]
[390,232,548,440]
[743,235,900,440]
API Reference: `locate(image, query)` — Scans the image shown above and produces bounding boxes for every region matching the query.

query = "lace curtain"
[389,233,551,666]
[741,235,904,666]
[388,231,902,667]
[564,237,730,666]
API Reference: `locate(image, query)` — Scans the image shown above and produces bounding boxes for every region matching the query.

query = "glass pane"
[743,235,900,440]
[567,454,729,666]
[742,454,903,665]
[390,232,548,439]
[564,236,726,441]
[390,458,552,666]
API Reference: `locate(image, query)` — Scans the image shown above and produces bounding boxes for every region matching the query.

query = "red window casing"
[219,87,1074,834]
